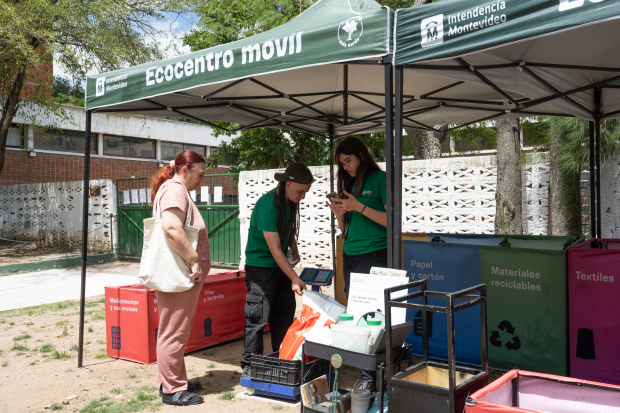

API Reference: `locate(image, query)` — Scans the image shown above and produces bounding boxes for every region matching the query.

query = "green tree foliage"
[52,76,85,107]
[207,123,394,173]
[183,0,318,50]
[0,0,196,176]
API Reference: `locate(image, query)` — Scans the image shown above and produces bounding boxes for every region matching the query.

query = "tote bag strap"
[152,180,193,226]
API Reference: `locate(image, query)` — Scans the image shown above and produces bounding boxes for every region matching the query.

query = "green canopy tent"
[78,0,402,368]
[393,0,620,247]
[76,0,575,367]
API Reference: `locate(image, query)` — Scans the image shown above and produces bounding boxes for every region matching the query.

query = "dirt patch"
[0,288,365,413]
[0,240,82,266]
[0,281,505,413]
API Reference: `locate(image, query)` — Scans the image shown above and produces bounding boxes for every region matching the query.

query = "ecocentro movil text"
[144,32,304,87]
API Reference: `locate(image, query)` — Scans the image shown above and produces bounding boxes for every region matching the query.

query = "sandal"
[159,382,202,397]
[161,390,204,406]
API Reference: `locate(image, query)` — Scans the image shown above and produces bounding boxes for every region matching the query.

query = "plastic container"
[351,388,372,413]
[250,352,328,385]
[366,318,383,352]
[330,324,370,354]
[338,314,355,326]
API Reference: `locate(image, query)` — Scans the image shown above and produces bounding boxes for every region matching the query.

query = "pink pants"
[155,262,209,394]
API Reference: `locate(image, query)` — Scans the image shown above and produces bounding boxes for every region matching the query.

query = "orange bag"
[279,291,346,360]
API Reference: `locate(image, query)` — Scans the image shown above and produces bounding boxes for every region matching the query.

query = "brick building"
[3,105,233,186]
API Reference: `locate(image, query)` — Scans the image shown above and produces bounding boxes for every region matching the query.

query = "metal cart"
[384,280,489,413]
[300,338,412,413]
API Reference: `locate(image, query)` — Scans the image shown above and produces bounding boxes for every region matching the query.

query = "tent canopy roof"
[85,0,397,136]
[394,0,620,122]
[85,0,586,139]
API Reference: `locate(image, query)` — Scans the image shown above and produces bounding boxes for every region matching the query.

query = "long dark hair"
[150,150,206,203]
[335,136,381,197]
[274,181,299,249]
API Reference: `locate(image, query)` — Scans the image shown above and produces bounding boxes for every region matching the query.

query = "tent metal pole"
[329,124,336,273]
[595,87,603,238]
[394,65,404,268]
[78,110,92,368]
[384,61,394,268]
[343,65,348,125]
[596,117,602,239]
[589,121,596,238]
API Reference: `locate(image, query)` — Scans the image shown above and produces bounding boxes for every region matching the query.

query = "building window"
[34,129,96,154]
[7,125,24,148]
[210,146,236,165]
[103,135,155,159]
[161,142,206,161]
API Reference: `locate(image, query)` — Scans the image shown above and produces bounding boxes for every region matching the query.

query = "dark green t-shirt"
[245,189,290,267]
[343,170,387,256]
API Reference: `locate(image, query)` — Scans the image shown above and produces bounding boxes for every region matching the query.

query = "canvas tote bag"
[138,180,200,292]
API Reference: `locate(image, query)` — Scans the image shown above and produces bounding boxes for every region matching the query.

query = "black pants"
[343,248,388,383]
[241,265,296,368]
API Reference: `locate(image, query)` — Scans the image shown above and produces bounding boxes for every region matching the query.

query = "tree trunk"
[0,37,39,178]
[547,131,581,236]
[272,130,286,168]
[290,132,311,163]
[405,128,442,159]
[0,70,28,177]
[495,118,523,235]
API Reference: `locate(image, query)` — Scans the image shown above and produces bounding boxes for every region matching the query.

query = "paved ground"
[0,261,237,312]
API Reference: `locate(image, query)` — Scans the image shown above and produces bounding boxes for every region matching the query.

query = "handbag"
[138,180,200,292]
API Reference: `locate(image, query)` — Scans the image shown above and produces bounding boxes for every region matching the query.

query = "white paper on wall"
[214,186,223,203]
[147,188,152,201]
[190,190,196,202]
[347,273,409,328]
[131,189,139,204]
[123,190,130,205]
[201,186,210,204]
[139,189,147,204]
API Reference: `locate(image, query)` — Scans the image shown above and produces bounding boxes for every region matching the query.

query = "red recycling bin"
[466,369,620,413]
[105,270,247,364]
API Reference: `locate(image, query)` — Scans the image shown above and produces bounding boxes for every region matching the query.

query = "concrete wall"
[0,179,116,250]
[238,152,619,269]
[14,105,231,148]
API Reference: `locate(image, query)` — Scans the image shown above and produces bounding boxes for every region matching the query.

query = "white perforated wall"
[0,179,116,249]
[239,153,554,270]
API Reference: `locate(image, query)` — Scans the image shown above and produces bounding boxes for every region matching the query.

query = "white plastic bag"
[279,290,345,360]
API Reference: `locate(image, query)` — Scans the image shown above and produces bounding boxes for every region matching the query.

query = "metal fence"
[116,173,241,268]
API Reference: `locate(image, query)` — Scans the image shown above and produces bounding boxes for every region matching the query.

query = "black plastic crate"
[250,352,328,386]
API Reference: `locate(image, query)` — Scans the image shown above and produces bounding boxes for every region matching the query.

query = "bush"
[218,391,235,401]
[13,333,32,341]
[41,344,55,353]
[51,350,70,360]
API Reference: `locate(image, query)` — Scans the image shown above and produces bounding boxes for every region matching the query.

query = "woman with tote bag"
[141,150,210,406]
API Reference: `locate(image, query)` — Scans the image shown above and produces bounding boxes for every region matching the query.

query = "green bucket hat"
[274,162,314,185]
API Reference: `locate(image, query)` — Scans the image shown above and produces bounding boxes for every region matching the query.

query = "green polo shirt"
[245,189,290,267]
[343,170,387,256]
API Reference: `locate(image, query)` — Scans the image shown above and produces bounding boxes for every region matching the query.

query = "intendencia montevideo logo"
[95,74,128,96]
[420,0,609,47]
[421,2,507,47]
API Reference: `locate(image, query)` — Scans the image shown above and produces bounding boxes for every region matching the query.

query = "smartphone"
[325,192,338,199]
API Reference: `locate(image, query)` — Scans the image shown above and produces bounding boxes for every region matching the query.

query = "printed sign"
[347,273,408,328]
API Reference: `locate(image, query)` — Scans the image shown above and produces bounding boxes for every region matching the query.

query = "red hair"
[150,150,207,203]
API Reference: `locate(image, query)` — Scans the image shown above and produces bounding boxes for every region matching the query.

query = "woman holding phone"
[326,136,387,392]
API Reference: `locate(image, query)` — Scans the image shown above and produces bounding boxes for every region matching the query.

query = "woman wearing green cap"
[241,162,314,376]
[326,136,387,391]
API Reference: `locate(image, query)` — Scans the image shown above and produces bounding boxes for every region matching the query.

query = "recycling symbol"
[490,320,521,351]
